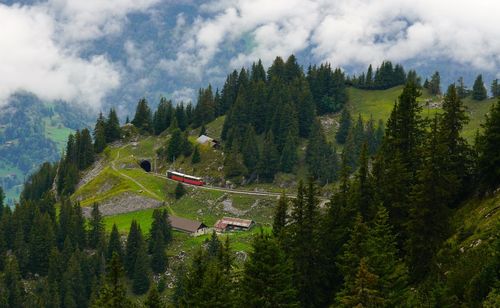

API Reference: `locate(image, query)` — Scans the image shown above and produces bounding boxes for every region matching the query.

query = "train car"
[167,170,205,186]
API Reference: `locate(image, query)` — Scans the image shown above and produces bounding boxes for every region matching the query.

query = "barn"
[214,217,255,233]
[169,216,208,235]
[196,134,220,148]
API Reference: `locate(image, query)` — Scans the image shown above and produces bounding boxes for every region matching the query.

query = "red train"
[166,170,205,186]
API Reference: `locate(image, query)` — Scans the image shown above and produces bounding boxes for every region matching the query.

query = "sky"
[0,0,499,110]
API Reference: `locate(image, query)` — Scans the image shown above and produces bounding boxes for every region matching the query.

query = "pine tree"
[107,224,123,262]
[439,84,471,203]
[79,128,95,170]
[258,131,279,182]
[337,214,369,291]
[272,193,288,238]
[89,203,105,249]
[306,119,338,183]
[457,76,468,98]
[338,258,385,307]
[476,98,500,192]
[365,206,409,305]
[132,246,151,295]
[292,77,316,137]
[241,125,259,171]
[289,180,321,307]
[93,112,107,153]
[191,146,201,164]
[125,220,144,278]
[153,97,172,135]
[429,71,441,95]
[132,98,153,133]
[150,227,168,274]
[105,108,121,142]
[472,74,488,100]
[144,285,163,308]
[407,118,454,281]
[174,182,186,199]
[280,132,298,173]
[4,257,24,308]
[336,108,351,144]
[351,143,376,220]
[242,231,298,307]
[491,79,500,98]
[92,253,132,308]
[149,209,172,250]
[29,211,55,275]
[164,128,183,162]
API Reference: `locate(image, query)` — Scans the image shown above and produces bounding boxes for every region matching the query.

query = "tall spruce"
[125,220,144,278]
[132,98,153,133]
[472,74,488,100]
[88,203,105,249]
[107,224,123,262]
[336,108,352,144]
[406,118,454,281]
[241,231,298,307]
[272,193,288,239]
[105,108,121,142]
[93,112,107,153]
[476,98,500,192]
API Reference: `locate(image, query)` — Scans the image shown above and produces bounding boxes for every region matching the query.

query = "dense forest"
[0,56,499,307]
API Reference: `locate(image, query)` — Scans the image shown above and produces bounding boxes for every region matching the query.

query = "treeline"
[350,61,408,90]
[0,186,172,307]
[172,85,500,307]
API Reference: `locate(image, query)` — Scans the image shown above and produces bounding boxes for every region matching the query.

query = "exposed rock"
[82,192,162,217]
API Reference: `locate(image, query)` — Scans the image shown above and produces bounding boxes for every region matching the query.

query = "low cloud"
[163,0,500,81]
[0,0,159,109]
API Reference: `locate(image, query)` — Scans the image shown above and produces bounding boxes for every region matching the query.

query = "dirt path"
[111,144,177,215]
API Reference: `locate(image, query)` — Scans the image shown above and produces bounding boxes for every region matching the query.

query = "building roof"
[196,134,213,144]
[169,216,207,233]
[214,217,254,229]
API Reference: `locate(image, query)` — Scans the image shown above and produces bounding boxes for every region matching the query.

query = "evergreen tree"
[150,226,168,274]
[79,128,95,170]
[92,253,132,308]
[336,108,351,144]
[241,125,259,171]
[242,231,298,307]
[491,79,500,98]
[132,98,153,133]
[164,128,182,162]
[407,118,454,281]
[476,98,500,192]
[258,131,279,182]
[429,71,441,95]
[144,285,163,308]
[4,257,24,308]
[457,76,468,98]
[272,193,288,239]
[125,220,144,278]
[306,119,338,183]
[93,112,107,153]
[191,146,201,164]
[365,206,409,305]
[472,74,488,100]
[224,147,247,178]
[350,143,376,220]
[89,203,105,249]
[153,97,172,135]
[289,180,321,307]
[132,247,151,295]
[28,211,55,275]
[337,214,369,291]
[105,108,121,142]
[174,182,186,200]
[280,132,298,173]
[337,258,385,307]
[291,77,316,137]
[149,209,172,249]
[107,224,123,262]
[439,84,471,203]
[193,85,216,127]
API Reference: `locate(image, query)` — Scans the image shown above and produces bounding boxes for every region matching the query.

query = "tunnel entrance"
[140,160,152,172]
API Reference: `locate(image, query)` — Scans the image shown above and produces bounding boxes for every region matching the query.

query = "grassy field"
[43,116,74,152]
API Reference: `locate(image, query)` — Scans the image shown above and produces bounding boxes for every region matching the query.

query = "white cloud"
[171,87,195,104]
[164,0,500,80]
[46,0,161,42]
[0,0,160,108]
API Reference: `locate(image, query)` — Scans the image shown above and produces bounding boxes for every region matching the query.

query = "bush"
[174,182,186,199]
